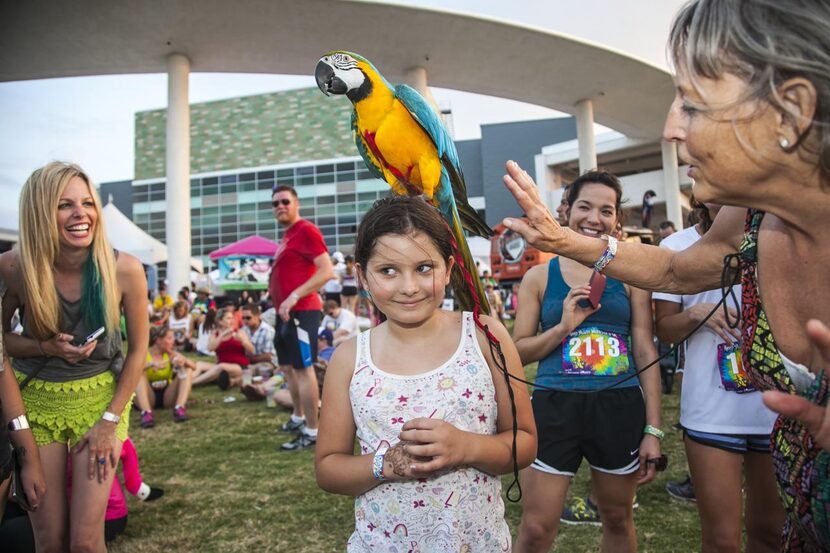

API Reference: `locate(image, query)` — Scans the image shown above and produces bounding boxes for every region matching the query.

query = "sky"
[0,0,687,210]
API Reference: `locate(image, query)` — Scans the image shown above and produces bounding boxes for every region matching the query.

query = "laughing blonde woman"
[0,162,148,553]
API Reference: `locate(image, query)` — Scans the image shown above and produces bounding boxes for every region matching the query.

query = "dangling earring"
[778,136,791,150]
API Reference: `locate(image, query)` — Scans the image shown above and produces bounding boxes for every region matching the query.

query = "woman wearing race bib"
[654,200,782,552]
[512,171,661,553]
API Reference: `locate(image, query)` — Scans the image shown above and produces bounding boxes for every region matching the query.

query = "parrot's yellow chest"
[354,97,442,197]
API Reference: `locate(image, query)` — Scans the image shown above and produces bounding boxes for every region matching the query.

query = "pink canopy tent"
[208,235,279,260]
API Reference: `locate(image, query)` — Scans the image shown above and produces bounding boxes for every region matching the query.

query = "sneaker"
[280,417,306,433]
[173,406,187,423]
[280,432,316,451]
[145,487,165,501]
[666,475,696,503]
[140,411,155,429]
[560,495,601,526]
[217,370,230,391]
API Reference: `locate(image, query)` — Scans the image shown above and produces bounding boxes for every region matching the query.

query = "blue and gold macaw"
[315,51,492,315]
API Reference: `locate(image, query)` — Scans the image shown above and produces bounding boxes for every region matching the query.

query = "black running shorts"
[530,387,646,475]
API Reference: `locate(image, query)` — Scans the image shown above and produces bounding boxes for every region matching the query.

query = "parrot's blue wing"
[394,84,460,170]
[351,110,385,181]
[394,84,492,238]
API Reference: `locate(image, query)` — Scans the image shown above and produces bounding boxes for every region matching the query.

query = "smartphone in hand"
[586,271,607,309]
[75,326,105,347]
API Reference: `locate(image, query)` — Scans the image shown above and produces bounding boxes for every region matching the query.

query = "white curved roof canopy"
[1,0,674,138]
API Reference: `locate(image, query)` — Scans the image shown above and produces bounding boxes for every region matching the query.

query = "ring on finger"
[98,457,106,465]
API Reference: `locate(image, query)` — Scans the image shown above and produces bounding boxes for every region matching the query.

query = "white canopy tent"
[102,201,204,272]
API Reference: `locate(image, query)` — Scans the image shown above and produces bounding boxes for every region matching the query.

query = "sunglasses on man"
[272,199,292,207]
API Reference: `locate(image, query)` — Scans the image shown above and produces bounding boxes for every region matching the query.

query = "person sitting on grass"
[239,304,278,401]
[167,300,193,352]
[135,325,194,428]
[191,306,253,389]
[321,299,359,347]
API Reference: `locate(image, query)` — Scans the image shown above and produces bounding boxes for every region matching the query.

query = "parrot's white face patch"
[332,53,358,70]
[329,53,365,91]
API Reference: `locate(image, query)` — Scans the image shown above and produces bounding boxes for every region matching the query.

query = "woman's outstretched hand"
[502,160,568,254]
[763,319,830,452]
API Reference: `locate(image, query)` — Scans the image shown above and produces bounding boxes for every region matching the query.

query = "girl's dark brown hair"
[354,196,453,271]
[149,325,170,346]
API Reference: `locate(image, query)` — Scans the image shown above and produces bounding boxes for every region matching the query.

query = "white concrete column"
[404,66,441,117]
[574,99,597,175]
[165,53,191,292]
[661,140,683,228]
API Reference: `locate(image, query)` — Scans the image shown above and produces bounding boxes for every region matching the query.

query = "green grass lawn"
[112,356,701,553]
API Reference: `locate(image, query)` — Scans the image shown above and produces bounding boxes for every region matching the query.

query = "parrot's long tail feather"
[441,214,522,502]
[446,212,489,316]
[443,155,493,238]
[457,201,493,238]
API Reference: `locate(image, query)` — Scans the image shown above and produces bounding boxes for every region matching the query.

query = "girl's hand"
[502,160,568,254]
[397,418,467,475]
[637,434,662,485]
[43,333,97,364]
[687,303,741,343]
[17,446,46,511]
[71,419,118,483]
[381,441,428,481]
[560,285,600,334]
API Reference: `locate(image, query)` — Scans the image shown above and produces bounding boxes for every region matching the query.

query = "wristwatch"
[101,411,121,424]
[7,415,29,432]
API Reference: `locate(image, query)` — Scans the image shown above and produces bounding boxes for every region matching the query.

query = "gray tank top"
[12,293,123,382]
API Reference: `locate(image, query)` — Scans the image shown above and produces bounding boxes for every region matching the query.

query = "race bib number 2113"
[562,328,629,376]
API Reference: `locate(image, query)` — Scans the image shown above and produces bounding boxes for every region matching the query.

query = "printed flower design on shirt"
[437,376,457,392]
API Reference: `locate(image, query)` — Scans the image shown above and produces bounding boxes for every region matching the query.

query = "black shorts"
[274,310,322,369]
[341,285,358,297]
[531,387,646,476]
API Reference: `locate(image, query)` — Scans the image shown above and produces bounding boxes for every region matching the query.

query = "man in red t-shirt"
[269,185,333,451]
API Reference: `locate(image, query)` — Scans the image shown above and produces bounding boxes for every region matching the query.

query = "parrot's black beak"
[315,59,347,96]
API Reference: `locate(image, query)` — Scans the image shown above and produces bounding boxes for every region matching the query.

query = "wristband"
[644,424,665,441]
[372,446,388,481]
[592,235,618,273]
[7,415,30,432]
[35,340,47,357]
[102,411,121,424]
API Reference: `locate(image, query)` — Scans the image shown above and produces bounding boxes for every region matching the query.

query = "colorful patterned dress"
[347,312,511,552]
[739,209,830,551]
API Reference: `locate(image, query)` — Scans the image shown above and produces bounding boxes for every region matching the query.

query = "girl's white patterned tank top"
[347,312,511,552]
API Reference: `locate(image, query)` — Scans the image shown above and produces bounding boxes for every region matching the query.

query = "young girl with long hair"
[315,196,536,551]
[0,161,149,552]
